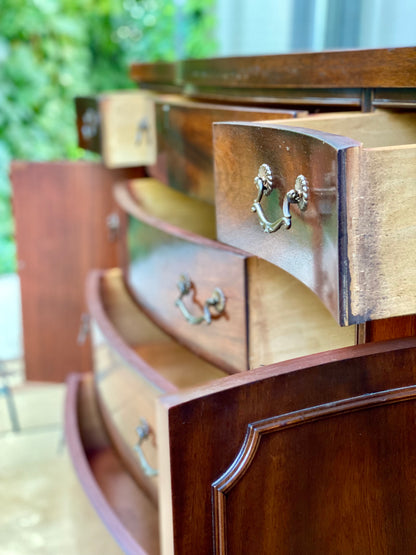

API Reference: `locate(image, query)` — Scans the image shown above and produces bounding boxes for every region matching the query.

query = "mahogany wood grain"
[180,47,416,89]
[129,62,178,87]
[213,387,416,554]
[11,161,141,382]
[363,314,416,343]
[130,48,416,107]
[114,181,249,372]
[214,120,356,322]
[214,110,416,325]
[115,180,356,371]
[88,268,226,393]
[65,373,159,555]
[157,337,416,554]
[150,96,306,203]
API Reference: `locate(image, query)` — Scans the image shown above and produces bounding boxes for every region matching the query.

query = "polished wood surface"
[114,181,249,372]
[11,161,138,382]
[180,47,416,89]
[213,386,416,554]
[214,119,355,322]
[116,180,355,371]
[364,314,416,343]
[150,96,305,203]
[130,47,416,107]
[129,62,178,87]
[65,373,159,555]
[214,110,416,325]
[76,91,157,168]
[158,337,416,554]
[89,269,225,388]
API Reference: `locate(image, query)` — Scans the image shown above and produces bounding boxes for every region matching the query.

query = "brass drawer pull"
[135,116,151,144]
[251,164,309,233]
[134,418,158,478]
[175,274,226,325]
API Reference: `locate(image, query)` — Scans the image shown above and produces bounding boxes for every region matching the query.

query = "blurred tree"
[0,0,217,273]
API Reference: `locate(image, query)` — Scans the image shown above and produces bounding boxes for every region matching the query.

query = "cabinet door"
[158,337,416,554]
[12,161,139,382]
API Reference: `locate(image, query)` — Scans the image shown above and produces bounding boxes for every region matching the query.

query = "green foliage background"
[0,0,217,274]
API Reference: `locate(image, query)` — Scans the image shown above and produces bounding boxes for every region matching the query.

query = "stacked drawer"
[115,177,355,372]
[68,57,416,554]
[86,267,225,505]
[214,110,416,325]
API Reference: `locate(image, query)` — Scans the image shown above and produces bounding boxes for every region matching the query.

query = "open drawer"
[157,336,416,554]
[86,268,226,504]
[114,179,355,372]
[64,373,159,555]
[151,95,307,203]
[75,91,157,168]
[214,109,416,326]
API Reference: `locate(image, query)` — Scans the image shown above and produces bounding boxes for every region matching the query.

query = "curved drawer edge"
[86,268,177,394]
[114,180,247,256]
[64,373,159,555]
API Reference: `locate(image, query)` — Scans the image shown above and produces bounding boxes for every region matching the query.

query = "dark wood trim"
[130,48,416,92]
[160,336,416,553]
[181,47,416,89]
[129,61,179,86]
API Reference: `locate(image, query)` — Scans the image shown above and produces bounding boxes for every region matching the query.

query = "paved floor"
[0,274,123,554]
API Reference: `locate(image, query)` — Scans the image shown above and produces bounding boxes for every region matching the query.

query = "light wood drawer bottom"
[87,268,227,504]
[64,373,159,555]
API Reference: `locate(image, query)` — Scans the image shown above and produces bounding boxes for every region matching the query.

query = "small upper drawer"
[214,110,416,326]
[151,96,307,203]
[75,91,157,168]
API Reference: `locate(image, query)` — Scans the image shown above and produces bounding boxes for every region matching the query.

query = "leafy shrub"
[0,0,217,274]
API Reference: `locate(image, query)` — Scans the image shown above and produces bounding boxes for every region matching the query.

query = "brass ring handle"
[175,274,226,325]
[251,164,309,233]
[134,418,158,478]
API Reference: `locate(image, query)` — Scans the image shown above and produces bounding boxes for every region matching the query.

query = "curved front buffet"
[65,47,416,554]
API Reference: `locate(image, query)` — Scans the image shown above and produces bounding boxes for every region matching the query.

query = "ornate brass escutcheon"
[175,274,226,325]
[251,163,309,233]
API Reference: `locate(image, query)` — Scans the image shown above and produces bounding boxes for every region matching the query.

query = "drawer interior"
[116,177,217,239]
[94,268,226,391]
[264,109,416,148]
[65,373,159,555]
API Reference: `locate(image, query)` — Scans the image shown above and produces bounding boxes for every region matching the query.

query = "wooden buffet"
[13,47,416,553]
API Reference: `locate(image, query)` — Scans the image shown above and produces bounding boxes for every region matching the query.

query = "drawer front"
[214,121,359,324]
[92,322,160,501]
[125,215,248,372]
[153,99,306,203]
[76,91,157,168]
